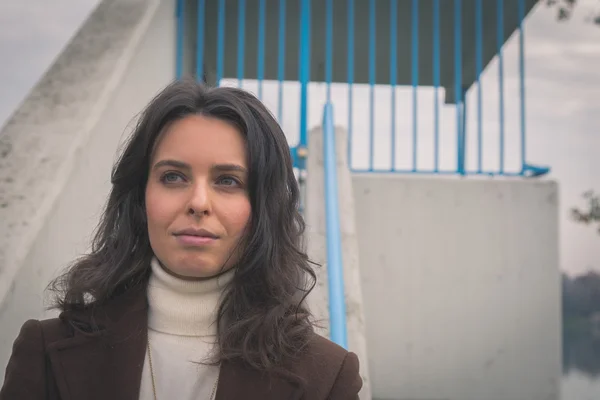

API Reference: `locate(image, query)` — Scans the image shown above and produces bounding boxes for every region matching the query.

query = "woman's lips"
[175,235,217,246]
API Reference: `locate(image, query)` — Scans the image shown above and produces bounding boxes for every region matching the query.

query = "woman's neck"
[146,257,234,337]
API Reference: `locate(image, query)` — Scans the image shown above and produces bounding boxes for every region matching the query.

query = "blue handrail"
[322,103,348,349]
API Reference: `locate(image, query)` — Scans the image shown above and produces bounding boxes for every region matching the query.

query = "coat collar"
[45,283,303,400]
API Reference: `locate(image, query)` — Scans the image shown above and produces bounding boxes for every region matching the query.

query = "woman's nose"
[187,182,211,216]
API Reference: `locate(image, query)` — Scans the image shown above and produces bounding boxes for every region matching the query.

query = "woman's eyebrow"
[212,163,247,173]
[152,159,191,171]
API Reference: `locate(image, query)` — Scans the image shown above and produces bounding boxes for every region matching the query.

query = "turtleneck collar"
[147,257,234,337]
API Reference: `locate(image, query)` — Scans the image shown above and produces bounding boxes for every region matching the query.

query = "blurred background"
[0,0,599,399]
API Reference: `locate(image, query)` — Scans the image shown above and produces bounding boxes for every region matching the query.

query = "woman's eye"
[217,176,240,187]
[161,172,185,184]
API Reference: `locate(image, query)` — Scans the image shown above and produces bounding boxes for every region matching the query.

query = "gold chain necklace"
[146,338,219,400]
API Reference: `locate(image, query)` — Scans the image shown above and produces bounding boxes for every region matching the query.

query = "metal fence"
[177,0,549,177]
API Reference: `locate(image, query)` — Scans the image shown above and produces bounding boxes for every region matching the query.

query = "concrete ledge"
[0,0,160,305]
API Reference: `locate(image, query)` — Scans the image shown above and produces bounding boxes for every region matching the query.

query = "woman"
[0,80,362,400]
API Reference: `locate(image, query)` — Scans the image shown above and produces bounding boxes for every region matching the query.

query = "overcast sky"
[0,0,598,276]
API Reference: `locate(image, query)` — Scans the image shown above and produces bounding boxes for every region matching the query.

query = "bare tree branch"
[571,190,600,234]
[544,0,600,25]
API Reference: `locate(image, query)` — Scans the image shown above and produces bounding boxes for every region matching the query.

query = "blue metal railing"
[178,0,549,178]
[178,0,551,347]
[341,0,548,177]
[322,103,348,349]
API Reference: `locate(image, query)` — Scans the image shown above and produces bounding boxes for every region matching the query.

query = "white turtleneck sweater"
[139,258,234,400]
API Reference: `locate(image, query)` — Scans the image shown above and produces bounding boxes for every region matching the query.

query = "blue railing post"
[390,0,398,172]
[325,0,333,103]
[411,0,419,172]
[298,0,311,169]
[277,0,286,123]
[237,0,246,88]
[322,103,348,349]
[257,0,266,100]
[197,0,206,82]
[368,0,376,171]
[497,0,505,175]
[455,0,465,175]
[175,0,185,79]
[518,0,526,175]
[216,0,225,86]
[433,0,440,173]
[476,0,483,173]
[347,0,354,171]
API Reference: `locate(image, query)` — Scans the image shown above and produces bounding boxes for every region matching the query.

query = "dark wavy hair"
[48,79,316,373]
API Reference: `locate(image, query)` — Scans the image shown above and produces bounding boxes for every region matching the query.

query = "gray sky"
[0,0,598,276]
[0,0,100,124]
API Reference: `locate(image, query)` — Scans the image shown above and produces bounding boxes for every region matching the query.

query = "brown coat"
[0,284,362,400]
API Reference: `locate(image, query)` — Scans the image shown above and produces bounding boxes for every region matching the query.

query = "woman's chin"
[154,249,239,280]
[169,267,223,280]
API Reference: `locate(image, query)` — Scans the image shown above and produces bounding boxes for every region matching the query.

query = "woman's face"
[145,115,251,279]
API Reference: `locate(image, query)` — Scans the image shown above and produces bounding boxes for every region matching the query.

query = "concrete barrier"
[353,175,561,400]
[0,0,175,378]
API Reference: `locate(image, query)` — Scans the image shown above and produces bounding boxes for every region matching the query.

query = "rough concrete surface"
[0,0,171,379]
[0,0,159,306]
[353,175,560,400]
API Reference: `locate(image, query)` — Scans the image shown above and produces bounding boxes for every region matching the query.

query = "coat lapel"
[46,284,148,400]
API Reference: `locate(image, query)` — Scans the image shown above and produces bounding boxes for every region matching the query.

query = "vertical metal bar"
[411,0,419,172]
[237,0,246,87]
[197,0,206,82]
[347,0,354,170]
[433,0,440,173]
[278,0,286,123]
[326,0,333,103]
[216,0,225,86]
[476,0,483,173]
[497,0,505,174]
[258,0,266,99]
[455,0,464,175]
[176,0,184,79]
[462,88,468,164]
[369,0,375,171]
[390,0,397,171]
[518,0,526,174]
[299,0,311,151]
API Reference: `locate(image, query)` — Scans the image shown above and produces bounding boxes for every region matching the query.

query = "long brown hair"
[48,79,316,373]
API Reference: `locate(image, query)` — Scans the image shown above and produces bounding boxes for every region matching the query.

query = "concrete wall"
[306,125,372,399]
[0,0,175,377]
[353,176,561,400]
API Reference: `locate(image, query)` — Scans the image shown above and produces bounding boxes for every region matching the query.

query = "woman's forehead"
[151,115,247,168]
